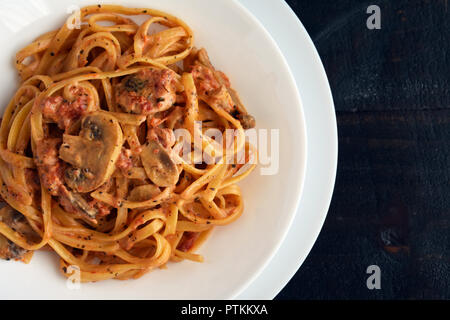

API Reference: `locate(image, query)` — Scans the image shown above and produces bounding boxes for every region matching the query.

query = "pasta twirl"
[0,4,256,282]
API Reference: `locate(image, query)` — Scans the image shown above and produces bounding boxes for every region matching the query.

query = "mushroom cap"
[59,111,123,193]
[0,206,40,261]
[140,140,179,187]
[127,184,161,201]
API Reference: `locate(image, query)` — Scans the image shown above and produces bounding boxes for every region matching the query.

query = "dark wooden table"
[276,0,450,300]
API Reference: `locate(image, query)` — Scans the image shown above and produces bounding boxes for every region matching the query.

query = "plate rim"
[236,0,338,299]
[0,0,308,300]
[227,0,308,300]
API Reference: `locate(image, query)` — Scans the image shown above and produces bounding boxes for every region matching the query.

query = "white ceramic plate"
[237,0,338,299]
[0,0,307,299]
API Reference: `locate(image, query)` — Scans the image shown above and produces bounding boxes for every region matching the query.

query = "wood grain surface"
[277,0,450,299]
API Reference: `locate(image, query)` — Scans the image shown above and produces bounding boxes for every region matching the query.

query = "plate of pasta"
[0,0,306,299]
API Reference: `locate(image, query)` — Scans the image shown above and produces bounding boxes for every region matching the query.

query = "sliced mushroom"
[0,206,39,261]
[127,184,161,202]
[0,236,27,261]
[235,113,256,129]
[59,111,123,193]
[57,187,99,224]
[65,191,98,220]
[140,140,179,187]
